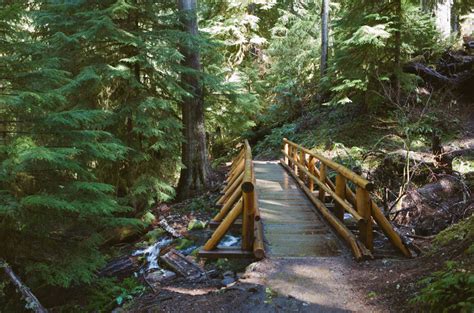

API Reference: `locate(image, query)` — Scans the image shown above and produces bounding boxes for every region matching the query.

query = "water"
[180,245,198,255]
[132,237,173,271]
[220,235,240,247]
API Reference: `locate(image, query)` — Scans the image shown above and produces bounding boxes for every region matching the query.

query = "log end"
[242,181,254,193]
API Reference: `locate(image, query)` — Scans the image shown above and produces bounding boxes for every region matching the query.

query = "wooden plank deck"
[254,161,342,257]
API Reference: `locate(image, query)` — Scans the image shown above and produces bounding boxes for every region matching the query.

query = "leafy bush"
[87,277,146,312]
[411,261,474,313]
[254,123,297,158]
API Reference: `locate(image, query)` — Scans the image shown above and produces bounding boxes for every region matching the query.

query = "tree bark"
[320,0,329,77]
[177,0,211,200]
[394,0,402,103]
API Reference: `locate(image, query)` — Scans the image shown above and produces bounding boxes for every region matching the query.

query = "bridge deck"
[254,161,341,257]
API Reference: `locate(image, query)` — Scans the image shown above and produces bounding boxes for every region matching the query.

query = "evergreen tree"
[330,0,442,110]
[0,1,133,287]
[36,0,183,211]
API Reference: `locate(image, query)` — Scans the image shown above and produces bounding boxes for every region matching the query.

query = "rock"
[144,228,166,243]
[145,270,176,284]
[221,276,236,287]
[206,269,219,278]
[187,219,207,230]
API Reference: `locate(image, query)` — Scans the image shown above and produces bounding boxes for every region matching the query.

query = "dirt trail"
[131,255,385,313]
[238,256,381,313]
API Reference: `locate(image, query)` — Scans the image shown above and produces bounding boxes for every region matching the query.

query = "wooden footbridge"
[198,139,411,261]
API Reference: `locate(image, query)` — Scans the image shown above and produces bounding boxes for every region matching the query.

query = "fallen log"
[404,61,474,96]
[98,256,140,279]
[0,260,48,313]
[160,249,205,280]
[437,51,474,75]
[159,219,181,238]
[403,62,456,88]
[393,175,472,235]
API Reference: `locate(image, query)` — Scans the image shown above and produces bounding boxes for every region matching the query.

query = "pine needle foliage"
[0,0,186,288]
[0,1,133,287]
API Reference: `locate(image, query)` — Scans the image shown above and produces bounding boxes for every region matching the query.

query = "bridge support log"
[200,140,264,260]
[213,182,241,222]
[218,171,244,205]
[226,158,244,185]
[205,199,243,251]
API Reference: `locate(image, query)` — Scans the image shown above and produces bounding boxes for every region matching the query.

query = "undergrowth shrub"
[411,261,474,313]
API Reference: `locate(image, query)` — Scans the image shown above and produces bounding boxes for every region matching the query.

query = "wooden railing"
[199,140,265,259]
[280,138,411,260]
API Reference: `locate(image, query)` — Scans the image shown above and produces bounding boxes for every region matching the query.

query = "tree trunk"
[394,0,402,103]
[420,0,428,12]
[434,0,454,38]
[320,0,329,77]
[177,0,211,200]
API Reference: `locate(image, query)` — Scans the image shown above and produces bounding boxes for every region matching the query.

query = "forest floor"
[125,230,470,313]
[126,235,458,313]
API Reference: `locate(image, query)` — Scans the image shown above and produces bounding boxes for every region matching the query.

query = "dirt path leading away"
[239,256,381,313]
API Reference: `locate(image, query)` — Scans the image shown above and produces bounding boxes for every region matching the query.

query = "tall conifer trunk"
[177,0,210,200]
[394,0,402,103]
[320,0,329,77]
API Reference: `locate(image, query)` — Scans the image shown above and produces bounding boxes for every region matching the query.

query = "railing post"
[293,147,298,176]
[242,186,255,251]
[318,164,327,202]
[335,174,346,221]
[308,156,315,192]
[242,141,255,252]
[299,149,305,181]
[356,187,373,251]
[284,142,289,165]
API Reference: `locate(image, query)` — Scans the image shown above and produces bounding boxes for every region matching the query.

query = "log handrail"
[283,138,374,190]
[281,138,411,259]
[199,140,264,259]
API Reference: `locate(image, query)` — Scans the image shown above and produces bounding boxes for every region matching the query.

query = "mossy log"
[1,260,48,313]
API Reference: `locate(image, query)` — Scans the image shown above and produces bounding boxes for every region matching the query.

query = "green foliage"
[0,0,249,291]
[175,238,195,250]
[411,217,474,313]
[183,195,216,214]
[411,261,474,313]
[433,215,474,250]
[0,1,137,288]
[254,123,296,158]
[87,277,146,312]
[330,1,443,109]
